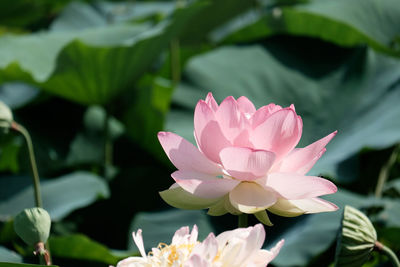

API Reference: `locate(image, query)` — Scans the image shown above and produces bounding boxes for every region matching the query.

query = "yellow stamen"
[149,242,198,266]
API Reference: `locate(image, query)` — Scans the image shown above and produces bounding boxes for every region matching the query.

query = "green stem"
[375,145,400,198]
[103,109,112,180]
[376,241,400,267]
[170,38,180,86]
[35,242,51,265]
[12,122,42,208]
[238,213,248,228]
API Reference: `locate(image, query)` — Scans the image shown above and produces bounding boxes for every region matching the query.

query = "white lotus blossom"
[113,224,283,267]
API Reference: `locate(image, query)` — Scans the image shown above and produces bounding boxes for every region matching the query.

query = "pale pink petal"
[205,92,218,112]
[233,224,267,266]
[159,186,220,210]
[268,197,338,217]
[266,173,337,199]
[251,103,282,128]
[189,225,198,244]
[220,147,275,181]
[185,254,210,267]
[194,100,215,144]
[243,224,266,252]
[278,131,337,174]
[270,239,285,257]
[229,182,277,213]
[216,227,244,247]
[250,108,302,162]
[191,233,218,262]
[216,230,250,266]
[248,239,284,266]
[132,230,147,259]
[172,170,240,199]
[172,226,190,244]
[237,96,256,115]
[290,197,338,214]
[249,250,272,266]
[267,198,304,217]
[215,96,243,141]
[115,256,148,267]
[198,121,232,163]
[266,239,285,264]
[158,132,221,174]
[233,130,253,148]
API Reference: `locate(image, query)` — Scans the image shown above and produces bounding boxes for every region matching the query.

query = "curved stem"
[375,145,400,198]
[103,109,112,180]
[238,213,248,228]
[35,242,51,266]
[12,122,42,208]
[375,241,400,267]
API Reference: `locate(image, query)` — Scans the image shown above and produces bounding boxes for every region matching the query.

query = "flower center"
[151,242,198,266]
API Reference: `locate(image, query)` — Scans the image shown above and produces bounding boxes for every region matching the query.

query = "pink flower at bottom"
[159,93,338,221]
[113,224,283,267]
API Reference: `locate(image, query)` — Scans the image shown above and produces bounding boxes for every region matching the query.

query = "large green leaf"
[0,0,260,106]
[0,83,39,109]
[95,1,175,24]
[50,1,175,31]
[49,2,109,31]
[217,0,400,57]
[0,263,58,267]
[0,172,109,221]
[0,22,169,105]
[167,42,400,181]
[0,246,22,263]
[49,234,126,265]
[128,209,214,251]
[171,0,258,45]
[121,76,174,157]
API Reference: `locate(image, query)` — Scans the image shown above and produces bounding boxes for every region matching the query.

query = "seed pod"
[14,208,51,246]
[0,100,13,129]
[335,205,377,267]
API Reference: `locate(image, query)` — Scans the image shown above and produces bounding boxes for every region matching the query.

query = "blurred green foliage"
[0,0,399,266]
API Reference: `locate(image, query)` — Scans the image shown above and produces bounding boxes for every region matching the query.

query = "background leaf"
[0,83,39,109]
[0,246,22,263]
[218,0,400,57]
[49,234,125,265]
[0,172,109,221]
[1,1,400,266]
[0,22,170,105]
[168,40,400,181]
[128,209,214,251]
[0,263,58,267]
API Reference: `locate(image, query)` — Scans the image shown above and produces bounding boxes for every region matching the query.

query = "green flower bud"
[335,205,377,267]
[13,208,51,246]
[0,100,13,129]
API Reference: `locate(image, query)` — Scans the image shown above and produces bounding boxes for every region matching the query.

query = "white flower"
[113,224,283,267]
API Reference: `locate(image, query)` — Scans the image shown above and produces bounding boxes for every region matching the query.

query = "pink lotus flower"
[113,224,283,267]
[159,93,338,221]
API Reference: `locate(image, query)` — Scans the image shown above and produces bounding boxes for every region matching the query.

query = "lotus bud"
[335,205,377,267]
[13,207,51,246]
[0,100,13,130]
